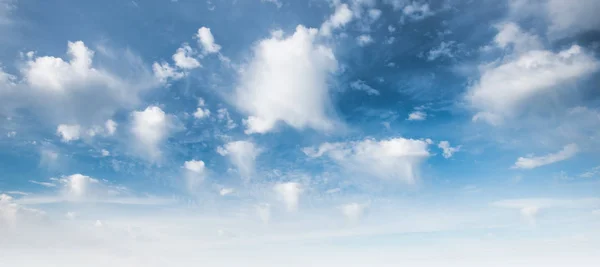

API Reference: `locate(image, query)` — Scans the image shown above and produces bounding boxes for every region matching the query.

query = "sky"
[1,0,600,266]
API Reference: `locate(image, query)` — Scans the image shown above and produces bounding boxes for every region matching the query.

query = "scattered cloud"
[438,141,461,158]
[130,106,174,161]
[172,43,201,69]
[303,138,430,184]
[196,27,221,54]
[273,182,302,212]
[407,111,426,121]
[356,34,374,46]
[512,143,579,169]
[349,80,379,95]
[217,140,262,180]
[234,25,338,134]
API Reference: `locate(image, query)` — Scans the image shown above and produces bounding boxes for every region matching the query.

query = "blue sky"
[1,0,600,266]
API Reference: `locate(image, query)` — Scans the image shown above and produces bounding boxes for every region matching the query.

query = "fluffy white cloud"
[219,188,234,196]
[217,140,262,179]
[193,98,210,119]
[512,143,578,169]
[105,119,117,135]
[2,41,156,127]
[101,149,110,157]
[196,27,221,54]
[350,80,379,95]
[152,61,184,83]
[407,111,426,121]
[320,3,353,36]
[402,1,434,21]
[183,160,207,191]
[493,22,542,53]
[468,32,599,125]
[172,43,201,69]
[234,25,338,134]
[341,202,368,222]
[356,34,373,46]
[273,182,302,212]
[509,0,600,39]
[130,106,173,161]
[303,138,431,184]
[59,173,100,198]
[0,193,45,228]
[438,141,460,159]
[56,124,81,142]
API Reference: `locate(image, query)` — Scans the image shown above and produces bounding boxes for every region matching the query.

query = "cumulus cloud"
[172,43,201,69]
[438,141,461,158]
[303,138,431,184]
[234,25,338,134]
[152,62,183,83]
[0,41,156,127]
[349,80,379,95]
[467,23,599,125]
[56,124,81,142]
[407,111,426,121]
[509,0,600,39]
[0,194,45,228]
[512,143,579,169]
[183,160,207,191]
[320,3,353,36]
[356,34,373,46]
[217,140,262,179]
[130,106,174,161]
[273,182,302,212]
[196,27,221,54]
[402,1,434,21]
[193,98,210,119]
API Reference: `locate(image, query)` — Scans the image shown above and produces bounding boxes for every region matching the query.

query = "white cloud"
[367,9,381,21]
[9,41,156,127]
[152,61,183,83]
[427,41,456,61]
[234,25,338,134]
[105,119,117,135]
[217,108,237,129]
[130,106,173,161]
[356,34,373,46]
[509,0,600,39]
[388,24,396,32]
[407,111,426,121]
[0,193,45,228]
[183,160,207,191]
[217,140,261,179]
[196,27,221,54]
[438,141,461,159]
[29,180,57,188]
[349,80,379,95]
[303,137,431,184]
[273,182,302,212]
[59,173,100,198]
[580,166,600,178]
[219,188,234,196]
[56,124,81,142]
[512,143,579,169]
[493,22,542,53]
[101,149,110,157]
[468,34,599,125]
[341,202,368,222]
[320,3,353,36]
[402,2,434,21]
[172,43,201,69]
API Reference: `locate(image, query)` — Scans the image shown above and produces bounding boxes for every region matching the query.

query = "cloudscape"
[1,0,600,266]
